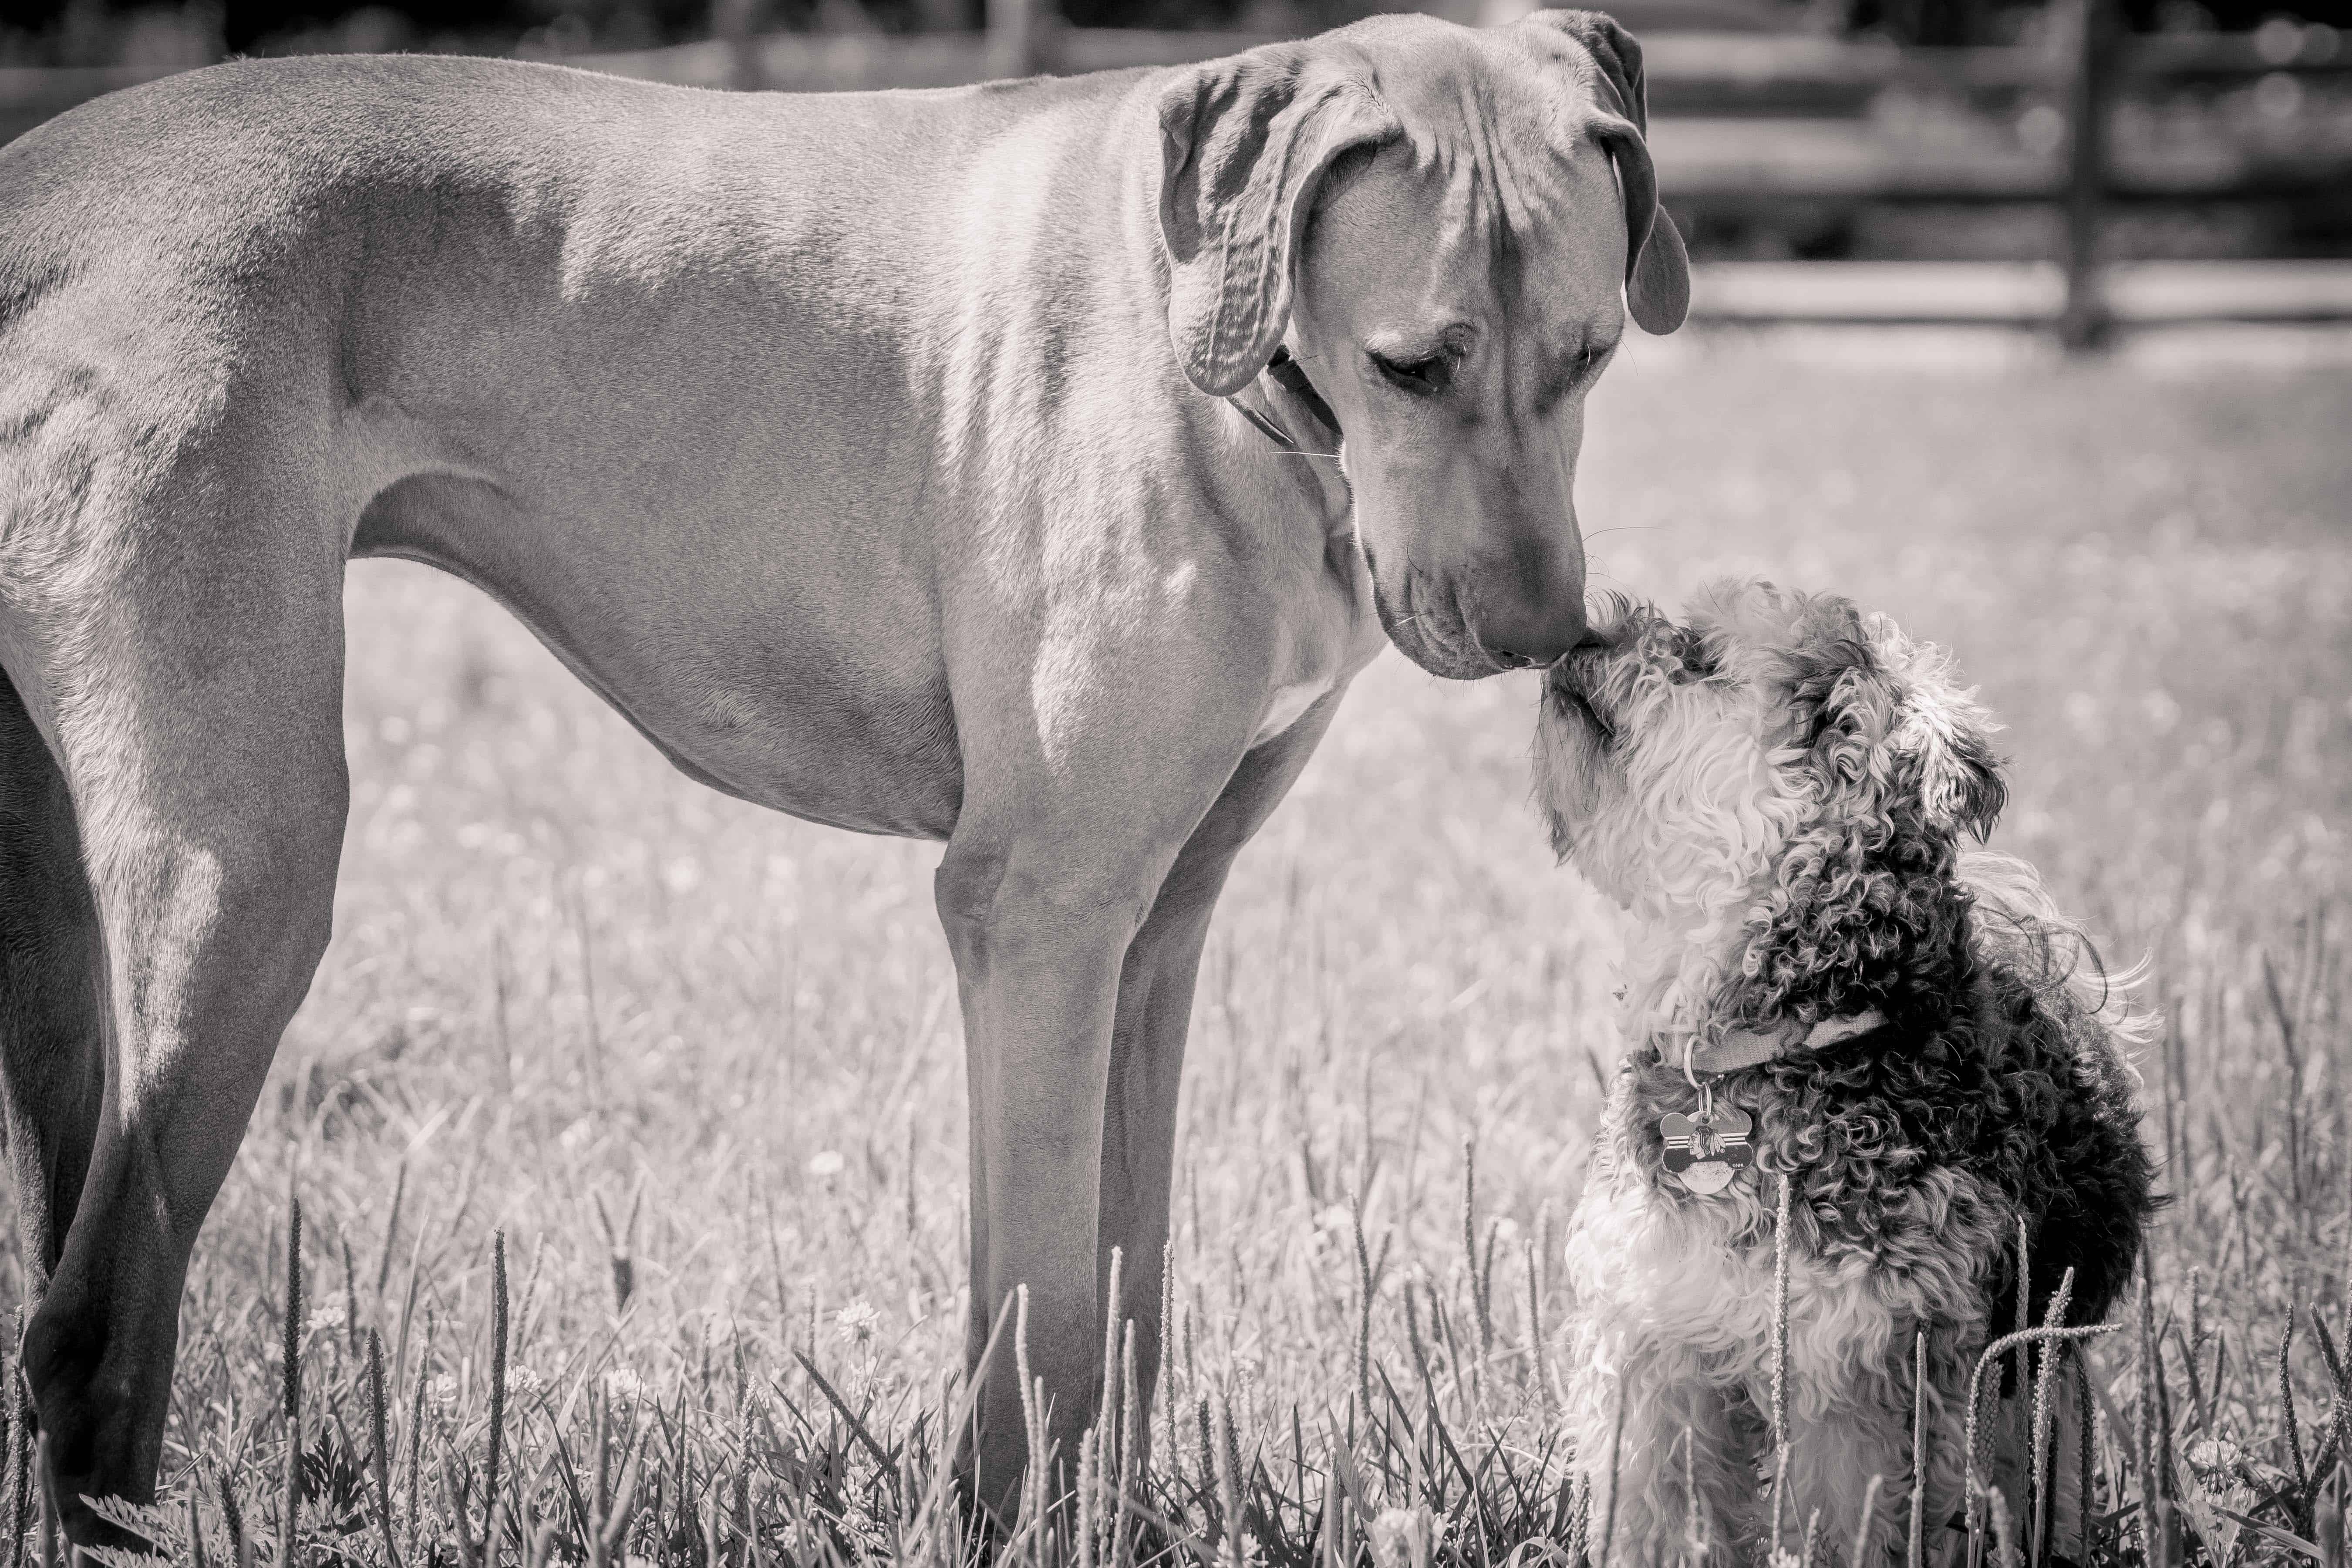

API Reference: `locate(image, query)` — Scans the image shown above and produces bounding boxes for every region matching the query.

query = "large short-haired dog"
[1537,581,2154,1564]
[0,7,1688,1541]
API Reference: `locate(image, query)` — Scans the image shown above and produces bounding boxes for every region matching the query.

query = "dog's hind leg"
[9,457,350,1547]
[0,664,108,1290]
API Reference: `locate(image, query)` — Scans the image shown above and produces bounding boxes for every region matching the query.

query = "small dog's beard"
[1541,669,1814,938]
[1535,686,1620,862]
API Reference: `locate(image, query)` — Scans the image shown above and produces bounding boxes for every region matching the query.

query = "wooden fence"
[3,1,2347,342]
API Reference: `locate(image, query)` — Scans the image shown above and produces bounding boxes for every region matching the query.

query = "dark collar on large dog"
[1680,1010,1889,1075]
[1230,347,1341,453]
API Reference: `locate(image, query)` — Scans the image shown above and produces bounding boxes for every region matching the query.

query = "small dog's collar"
[1681,1010,1888,1075]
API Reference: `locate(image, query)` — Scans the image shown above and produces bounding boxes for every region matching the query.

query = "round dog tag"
[1677,1159,1737,1195]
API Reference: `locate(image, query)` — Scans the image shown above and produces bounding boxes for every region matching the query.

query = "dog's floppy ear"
[1156,45,1399,396]
[1860,611,2008,842]
[1784,604,2007,843]
[1914,719,2007,842]
[1516,10,1690,335]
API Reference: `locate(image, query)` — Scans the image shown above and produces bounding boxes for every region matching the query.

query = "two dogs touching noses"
[0,0,2156,1548]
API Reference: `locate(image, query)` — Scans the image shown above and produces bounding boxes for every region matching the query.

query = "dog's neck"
[1616,858,1969,1069]
[1614,899,1754,1066]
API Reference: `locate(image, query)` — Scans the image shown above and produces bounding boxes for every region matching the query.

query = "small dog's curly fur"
[1538,580,2155,1566]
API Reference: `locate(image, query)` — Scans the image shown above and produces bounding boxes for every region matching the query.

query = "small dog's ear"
[1156,46,1400,395]
[1894,682,2007,841]
[1512,10,1690,334]
[1779,599,1888,760]
[1928,725,2007,842]
[1863,612,2008,842]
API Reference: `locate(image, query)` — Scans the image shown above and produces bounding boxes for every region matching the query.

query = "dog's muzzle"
[1547,651,1615,741]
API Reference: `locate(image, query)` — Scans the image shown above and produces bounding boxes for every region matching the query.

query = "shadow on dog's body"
[1542,585,2155,1565]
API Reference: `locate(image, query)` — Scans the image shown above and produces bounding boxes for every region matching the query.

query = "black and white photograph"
[0,0,2345,1558]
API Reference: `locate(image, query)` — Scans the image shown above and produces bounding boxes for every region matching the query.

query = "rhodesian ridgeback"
[0,8,1685,1538]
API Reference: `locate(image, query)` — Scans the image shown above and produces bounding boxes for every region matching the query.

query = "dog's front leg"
[936,832,1137,1517]
[933,605,1289,1521]
[1097,692,1346,1460]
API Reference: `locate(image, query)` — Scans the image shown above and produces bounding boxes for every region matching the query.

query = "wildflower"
[835,1299,881,1345]
[601,1367,646,1403]
[505,1366,545,1402]
[806,1150,846,1180]
[304,1301,347,1335]
[1367,1506,1431,1568]
[429,1373,460,1413]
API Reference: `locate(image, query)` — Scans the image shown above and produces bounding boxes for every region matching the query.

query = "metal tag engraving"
[1660,1103,1755,1196]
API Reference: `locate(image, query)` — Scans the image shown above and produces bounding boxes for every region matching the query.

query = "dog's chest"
[1253,676,1336,747]
[1607,1053,1967,1268]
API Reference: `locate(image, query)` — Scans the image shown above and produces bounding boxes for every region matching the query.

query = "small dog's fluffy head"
[1536,579,2005,932]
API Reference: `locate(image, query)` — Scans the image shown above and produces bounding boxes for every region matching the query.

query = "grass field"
[7,331,2351,1566]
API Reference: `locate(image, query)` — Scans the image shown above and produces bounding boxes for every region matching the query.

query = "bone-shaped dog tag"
[1659,1105,1755,1196]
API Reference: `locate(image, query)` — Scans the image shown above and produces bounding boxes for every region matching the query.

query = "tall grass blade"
[216,1467,246,1568]
[1101,1246,1125,1493]
[1911,1329,1929,1568]
[1990,1487,2020,1568]
[1163,1236,1179,1481]
[1463,1136,1493,1358]
[1077,1422,1099,1568]
[369,1156,405,1291]
[484,1230,510,1554]
[2028,1268,2077,1568]
[1772,1171,1793,1553]
[31,1434,51,1568]
[2288,1304,2315,1507]
[367,1328,401,1568]
[277,1194,302,1568]
[1964,1325,2119,1568]
[1854,1473,1884,1568]
[1352,1190,1375,1430]
[1116,1326,1139,1568]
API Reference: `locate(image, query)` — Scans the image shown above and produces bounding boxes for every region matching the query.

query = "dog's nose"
[1476,566,1589,667]
[1479,598,1587,666]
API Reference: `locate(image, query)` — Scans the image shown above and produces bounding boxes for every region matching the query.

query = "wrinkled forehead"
[1334,21,1631,320]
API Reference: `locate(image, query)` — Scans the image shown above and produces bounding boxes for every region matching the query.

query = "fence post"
[988,0,1044,78]
[2058,0,2118,350]
[712,0,765,91]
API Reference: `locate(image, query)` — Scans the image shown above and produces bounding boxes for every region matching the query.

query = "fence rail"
[1685,258,2352,324]
[3,8,2346,340]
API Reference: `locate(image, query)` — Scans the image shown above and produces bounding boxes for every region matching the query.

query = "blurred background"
[1,0,2347,343]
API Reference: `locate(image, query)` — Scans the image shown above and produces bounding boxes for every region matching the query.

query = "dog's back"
[1951,852,2157,1329]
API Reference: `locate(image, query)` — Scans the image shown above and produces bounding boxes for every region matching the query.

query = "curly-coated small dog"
[1538,581,2155,1566]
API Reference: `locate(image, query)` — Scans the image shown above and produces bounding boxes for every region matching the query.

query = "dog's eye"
[1368,350,1451,396]
[1668,633,1718,685]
